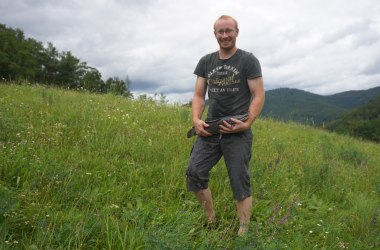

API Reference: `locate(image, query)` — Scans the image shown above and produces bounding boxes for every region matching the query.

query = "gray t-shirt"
[194,49,262,120]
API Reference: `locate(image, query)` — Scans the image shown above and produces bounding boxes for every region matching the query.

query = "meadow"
[0,83,379,249]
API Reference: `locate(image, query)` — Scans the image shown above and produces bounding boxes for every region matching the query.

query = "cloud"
[324,20,380,47]
[1,0,380,102]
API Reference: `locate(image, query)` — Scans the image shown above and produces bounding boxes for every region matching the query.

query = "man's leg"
[236,196,252,235]
[195,187,216,224]
[187,135,222,225]
[221,131,253,234]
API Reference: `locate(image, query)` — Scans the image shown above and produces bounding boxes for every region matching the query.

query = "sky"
[1,0,380,102]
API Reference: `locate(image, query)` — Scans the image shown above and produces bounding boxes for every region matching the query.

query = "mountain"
[326,96,380,142]
[324,87,380,109]
[261,86,380,125]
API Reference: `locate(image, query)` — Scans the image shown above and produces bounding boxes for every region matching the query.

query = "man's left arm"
[220,77,265,133]
[244,76,265,128]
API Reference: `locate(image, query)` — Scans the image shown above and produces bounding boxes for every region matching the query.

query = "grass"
[0,83,379,249]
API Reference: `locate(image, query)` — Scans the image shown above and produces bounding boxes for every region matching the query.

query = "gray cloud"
[1,0,380,101]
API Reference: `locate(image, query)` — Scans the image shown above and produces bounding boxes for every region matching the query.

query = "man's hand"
[219,118,250,134]
[194,119,213,137]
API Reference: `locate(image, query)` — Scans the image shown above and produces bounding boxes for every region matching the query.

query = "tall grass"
[1,83,379,249]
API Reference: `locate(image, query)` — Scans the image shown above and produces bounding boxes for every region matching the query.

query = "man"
[186,15,265,235]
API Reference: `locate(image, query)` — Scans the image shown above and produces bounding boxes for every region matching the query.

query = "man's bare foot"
[203,216,217,229]
[205,209,216,224]
[208,215,216,224]
[238,223,249,235]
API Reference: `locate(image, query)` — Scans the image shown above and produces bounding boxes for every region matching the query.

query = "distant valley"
[261,86,380,126]
[261,86,380,142]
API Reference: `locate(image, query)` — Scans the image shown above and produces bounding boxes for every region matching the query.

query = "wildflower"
[273,203,282,212]
[339,242,349,249]
[280,215,290,225]
[309,230,313,233]
[371,214,377,225]
[110,204,120,209]
[268,216,275,224]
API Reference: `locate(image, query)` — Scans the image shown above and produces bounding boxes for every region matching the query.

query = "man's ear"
[236,28,239,37]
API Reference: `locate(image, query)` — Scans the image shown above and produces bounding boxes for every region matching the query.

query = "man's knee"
[186,169,208,191]
[195,187,209,196]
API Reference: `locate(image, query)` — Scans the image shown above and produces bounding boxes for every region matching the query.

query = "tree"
[105,77,132,97]
[154,92,168,104]
[0,23,133,97]
[39,42,60,85]
[56,51,80,88]
[124,76,133,98]
[78,64,104,93]
[0,24,40,82]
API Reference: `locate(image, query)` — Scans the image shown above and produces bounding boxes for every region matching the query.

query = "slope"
[262,86,380,125]
[0,83,379,249]
[326,95,380,142]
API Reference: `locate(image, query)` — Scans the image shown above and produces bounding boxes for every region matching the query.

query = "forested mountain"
[325,96,380,142]
[261,86,380,125]
[324,87,380,109]
[0,23,131,96]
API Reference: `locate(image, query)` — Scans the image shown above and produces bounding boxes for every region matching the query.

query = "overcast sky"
[1,0,380,102]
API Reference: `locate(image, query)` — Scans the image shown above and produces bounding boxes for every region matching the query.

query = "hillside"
[262,86,380,125]
[1,83,379,249]
[326,95,380,142]
[325,86,380,109]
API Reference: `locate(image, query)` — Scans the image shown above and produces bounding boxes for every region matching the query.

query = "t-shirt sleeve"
[245,53,262,79]
[193,55,207,78]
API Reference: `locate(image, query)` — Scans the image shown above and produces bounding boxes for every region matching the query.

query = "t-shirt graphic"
[194,49,262,119]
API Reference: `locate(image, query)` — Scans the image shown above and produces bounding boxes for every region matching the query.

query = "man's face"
[214,18,239,50]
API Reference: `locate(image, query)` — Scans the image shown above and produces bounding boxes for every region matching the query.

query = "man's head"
[214,15,239,30]
[214,15,239,51]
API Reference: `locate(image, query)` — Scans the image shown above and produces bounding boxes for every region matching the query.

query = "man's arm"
[220,77,265,133]
[192,76,212,137]
[245,76,265,127]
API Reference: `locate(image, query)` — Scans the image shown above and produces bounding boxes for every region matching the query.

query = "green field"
[1,83,379,249]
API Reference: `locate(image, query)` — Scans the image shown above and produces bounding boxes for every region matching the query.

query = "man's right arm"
[192,76,212,137]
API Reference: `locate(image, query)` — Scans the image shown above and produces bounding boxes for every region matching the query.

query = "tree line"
[0,23,132,97]
[326,96,380,142]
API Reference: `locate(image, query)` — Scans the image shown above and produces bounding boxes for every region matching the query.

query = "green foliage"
[0,24,40,81]
[325,88,380,109]
[0,23,131,96]
[262,87,380,126]
[262,88,344,125]
[0,84,379,249]
[326,96,380,142]
[105,77,132,97]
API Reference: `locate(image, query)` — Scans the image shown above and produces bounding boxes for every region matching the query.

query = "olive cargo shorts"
[186,130,253,201]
